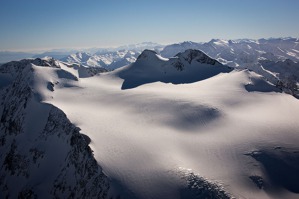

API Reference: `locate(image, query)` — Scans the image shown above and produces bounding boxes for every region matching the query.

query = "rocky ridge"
[0,58,110,199]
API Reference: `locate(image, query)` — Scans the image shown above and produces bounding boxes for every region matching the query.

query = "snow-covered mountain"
[259,59,299,96]
[160,38,299,98]
[60,52,105,67]
[95,50,140,70]
[0,58,110,198]
[2,38,298,84]
[161,38,299,67]
[0,38,297,198]
[116,49,232,89]
[0,42,164,68]
[60,50,139,71]
[104,42,163,52]
[1,47,299,198]
[33,51,76,60]
[59,38,299,92]
[60,42,164,71]
[160,41,203,58]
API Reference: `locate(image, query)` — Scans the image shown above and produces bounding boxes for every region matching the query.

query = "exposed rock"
[0,59,110,198]
[249,175,264,189]
[176,167,233,199]
[176,49,221,65]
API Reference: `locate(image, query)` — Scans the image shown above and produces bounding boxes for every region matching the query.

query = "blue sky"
[0,0,298,51]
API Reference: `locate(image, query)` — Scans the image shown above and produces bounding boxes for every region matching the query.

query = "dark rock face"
[136,49,157,60]
[0,59,110,198]
[0,58,61,73]
[245,148,299,193]
[249,175,264,189]
[82,66,108,77]
[177,168,232,199]
[172,60,184,71]
[46,108,110,199]
[176,49,221,65]
[31,58,60,68]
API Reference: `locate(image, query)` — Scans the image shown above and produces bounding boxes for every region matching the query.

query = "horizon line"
[1,36,298,54]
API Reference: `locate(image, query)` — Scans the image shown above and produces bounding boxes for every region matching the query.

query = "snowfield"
[49,52,299,198]
[1,51,299,198]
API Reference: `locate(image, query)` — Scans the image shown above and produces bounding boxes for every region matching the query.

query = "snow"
[212,39,229,46]
[31,54,299,198]
[56,42,164,71]
[161,38,299,69]
[2,48,299,198]
[114,49,231,90]
[287,51,297,57]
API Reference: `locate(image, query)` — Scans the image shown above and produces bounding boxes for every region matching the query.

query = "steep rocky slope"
[0,58,110,198]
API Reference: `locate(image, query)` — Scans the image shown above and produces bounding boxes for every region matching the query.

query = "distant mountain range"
[1,38,298,71]
[0,42,163,64]
[1,38,299,97]
[161,37,299,67]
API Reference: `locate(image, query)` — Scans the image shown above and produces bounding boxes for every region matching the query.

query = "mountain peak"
[175,49,220,65]
[75,52,91,59]
[31,57,60,68]
[136,49,158,60]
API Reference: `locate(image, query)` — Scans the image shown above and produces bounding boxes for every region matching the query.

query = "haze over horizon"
[1,0,299,52]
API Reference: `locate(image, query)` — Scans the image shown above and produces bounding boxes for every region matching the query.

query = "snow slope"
[1,52,299,199]
[48,51,299,199]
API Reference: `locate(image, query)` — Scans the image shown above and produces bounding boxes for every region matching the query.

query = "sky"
[0,0,298,52]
